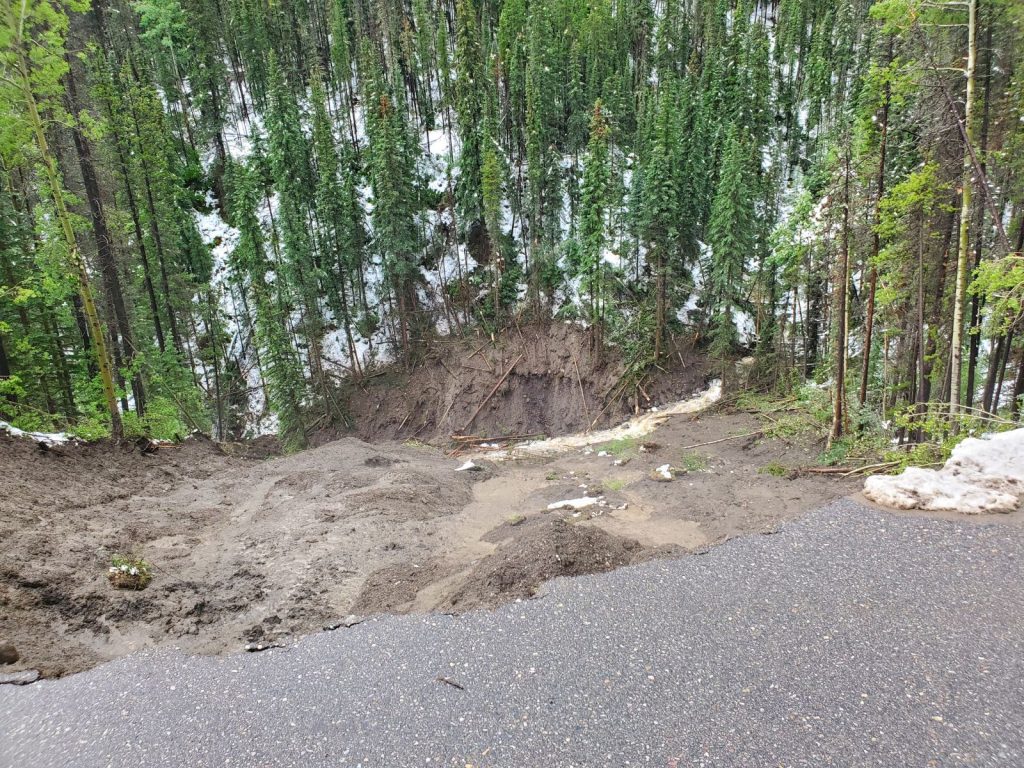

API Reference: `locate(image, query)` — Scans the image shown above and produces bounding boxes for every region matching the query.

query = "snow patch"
[864,429,1024,514]
[0,421,70,445]
[547,496,602,511]
[480,381,722,460]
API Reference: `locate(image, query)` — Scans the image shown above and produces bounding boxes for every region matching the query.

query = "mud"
[1,377,856,679]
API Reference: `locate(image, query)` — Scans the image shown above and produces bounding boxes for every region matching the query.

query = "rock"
[455,460,483,472]
[0,669,39,686]
[0,643,18,665]
[650,464,675,482]
[323,614,366,631]
[243,641,285,653]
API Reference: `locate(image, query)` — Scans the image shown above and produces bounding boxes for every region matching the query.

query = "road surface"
[2,499,1022,767]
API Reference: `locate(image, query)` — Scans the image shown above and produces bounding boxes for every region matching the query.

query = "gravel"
[2,499,1022,768]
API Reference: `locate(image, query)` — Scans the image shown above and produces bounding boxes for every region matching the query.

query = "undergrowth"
[596,437,639,457]
[679,452,709,472]
[737,381,1021,474]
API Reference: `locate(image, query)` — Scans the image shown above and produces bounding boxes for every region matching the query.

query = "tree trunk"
[6,12,122,437]
[859,38,891,406]
[65,61,146,416]
[982,334,1005,414]
[0,333,12,406]
[831,147,851,444]
[948,0,977,415]
[965,19,993,409]
[1012,341,1024,421]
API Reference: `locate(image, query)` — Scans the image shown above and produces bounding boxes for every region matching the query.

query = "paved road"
[2,499,1023,768]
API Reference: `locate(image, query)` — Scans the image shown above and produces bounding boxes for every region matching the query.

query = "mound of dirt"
[440,518,653,612]
[345,323,706,444]
[349,560,453,615]
[0,433,249,518]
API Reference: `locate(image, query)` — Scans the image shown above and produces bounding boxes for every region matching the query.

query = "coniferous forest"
[1,0,1023,452]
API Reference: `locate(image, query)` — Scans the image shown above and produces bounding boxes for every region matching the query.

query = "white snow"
[0,421,69,445]
[547,496,602,511]
[655,464,673,480]
[480,380,722,460]
[454,460,479,472]
[864,429,1024,514]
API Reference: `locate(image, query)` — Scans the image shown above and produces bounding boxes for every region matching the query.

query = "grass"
[507,514,526,526]
[679,452,708,472]
[545,471,559,481]
[757,461,789,477]
[737,384,832,441]
[595,437,639,458]
[602,477,627,492]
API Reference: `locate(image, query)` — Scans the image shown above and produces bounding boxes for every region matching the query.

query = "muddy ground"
[0,393,860,679]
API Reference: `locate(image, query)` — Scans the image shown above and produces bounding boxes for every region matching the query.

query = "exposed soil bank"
[344,323,707,444]
[0,391,859,679]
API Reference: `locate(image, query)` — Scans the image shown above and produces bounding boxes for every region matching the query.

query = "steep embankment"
[345,323,707,444]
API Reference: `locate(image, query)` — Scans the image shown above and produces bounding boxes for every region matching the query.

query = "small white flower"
[120,564,130,572]
[129,567,139,576]
[109,567,118,574]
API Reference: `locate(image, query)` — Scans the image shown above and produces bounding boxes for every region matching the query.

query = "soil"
[0,333,859,680]
[343,323,707,444]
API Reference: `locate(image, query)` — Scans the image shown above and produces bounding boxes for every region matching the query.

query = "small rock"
[0,643,18,665]
[323,614,366,631]
[455,460,482,472]
[244,642,285,653]
[650,464,675,482]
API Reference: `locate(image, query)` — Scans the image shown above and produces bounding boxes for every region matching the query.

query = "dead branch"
[462,354,524,431]
[678,431,764,451]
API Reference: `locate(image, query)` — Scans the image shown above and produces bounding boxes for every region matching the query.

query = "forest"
[1,0,1022,455]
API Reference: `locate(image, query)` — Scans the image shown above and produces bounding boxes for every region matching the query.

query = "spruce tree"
[707,126,755,358]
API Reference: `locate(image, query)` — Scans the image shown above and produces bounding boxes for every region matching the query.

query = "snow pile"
[864,429,1024,514]
[0,420,70,445]
[547,496,602,511]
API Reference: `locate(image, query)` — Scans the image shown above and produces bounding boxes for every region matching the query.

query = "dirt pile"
[0,432,249,518]
[442,518,653,611]
[346,323,707,443]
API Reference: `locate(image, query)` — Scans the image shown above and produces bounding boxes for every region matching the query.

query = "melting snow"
[864,429,1024,514]
[547,496,602,511]
[478,381,722,460]
[0,421,69,445]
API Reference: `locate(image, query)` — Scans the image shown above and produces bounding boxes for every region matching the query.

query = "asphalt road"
[2,499,1023,768]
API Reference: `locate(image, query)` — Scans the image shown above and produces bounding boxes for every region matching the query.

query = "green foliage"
[1,0,1022,459]
[758,461,789,477]
[596,437,638,457]
[108,553,153,590]
[679,452,708,472]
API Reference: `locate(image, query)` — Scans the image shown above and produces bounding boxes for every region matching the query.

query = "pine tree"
[707,126,755,358]
[227,160,307,451]
[579,100,611,344]
[1,0,122,436]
